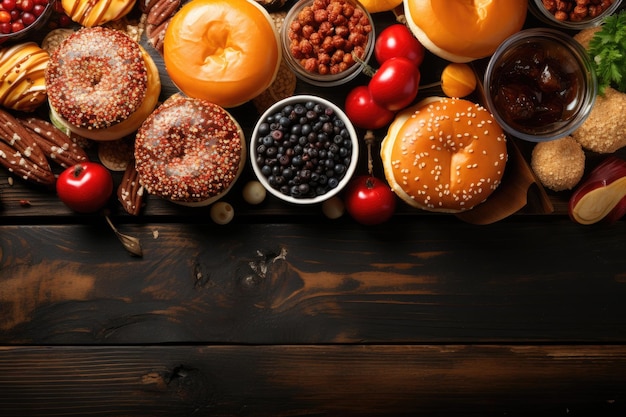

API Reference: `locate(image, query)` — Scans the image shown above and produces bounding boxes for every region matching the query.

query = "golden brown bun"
[163,0,281,108]
[381,97,508,213]
[62,0,136,27]
[0,42,49,112]
[46,28,160,141]
[403,0,527,62]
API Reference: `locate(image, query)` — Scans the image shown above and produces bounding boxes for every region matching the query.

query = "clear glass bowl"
[0,0,55,45]
[281,0,375,87]
[483,28,597,142]
[250,95,359,205]
[528,0,623,30]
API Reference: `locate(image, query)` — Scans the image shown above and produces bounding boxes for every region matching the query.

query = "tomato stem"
[364,130,375,176]
[72,164,85,178]
[392,7,406,25]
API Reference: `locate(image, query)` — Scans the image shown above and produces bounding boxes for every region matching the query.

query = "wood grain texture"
[1,219,625,345]
[0,345,624,417]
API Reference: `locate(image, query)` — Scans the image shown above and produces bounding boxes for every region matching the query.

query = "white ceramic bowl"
[250,95,359,205]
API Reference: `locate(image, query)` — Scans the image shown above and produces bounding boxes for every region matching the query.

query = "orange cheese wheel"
[163,0,281,108]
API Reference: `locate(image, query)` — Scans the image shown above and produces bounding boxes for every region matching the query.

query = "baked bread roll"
[45,27,161,141]
[0,42,49,112]
[381,97,508,213]
[134,94,246,206]
[163,0,281,108]
[402,0,527,62]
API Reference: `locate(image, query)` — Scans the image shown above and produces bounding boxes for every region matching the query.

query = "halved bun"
[163,0,281,108]
[380,97,508,213]
[402,0,527,62]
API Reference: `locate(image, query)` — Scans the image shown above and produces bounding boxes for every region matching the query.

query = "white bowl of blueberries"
[250,95,359,205]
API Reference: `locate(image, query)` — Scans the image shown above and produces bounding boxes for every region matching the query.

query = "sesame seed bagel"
[0,42,49,112]
[62,0,136,27]
[380,97,508,213]
[45,27,161,141]
[134,94,246,207]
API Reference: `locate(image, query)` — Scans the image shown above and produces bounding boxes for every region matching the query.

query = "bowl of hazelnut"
[281,0,375,87]
[250,95,359,205]
[528,0,623,30]
[0,0,55,44]
[483,28,597,142]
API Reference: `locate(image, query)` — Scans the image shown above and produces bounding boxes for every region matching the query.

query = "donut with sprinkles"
[45,26,161,141]
[134,94,246,206]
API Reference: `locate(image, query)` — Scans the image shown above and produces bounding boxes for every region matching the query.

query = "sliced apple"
[569,156,626,225]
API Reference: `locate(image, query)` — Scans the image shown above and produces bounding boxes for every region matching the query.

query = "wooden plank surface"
[2,219,625,345]
[0,344,625,417]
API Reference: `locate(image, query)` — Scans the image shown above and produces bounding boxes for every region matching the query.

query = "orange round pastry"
[134,94,246,206]
[45,27,161,141]
[380,97,508,213]
[163,0,281,108]
[402,0,527,63]
[62,0,137,27]
[0,42,49,112]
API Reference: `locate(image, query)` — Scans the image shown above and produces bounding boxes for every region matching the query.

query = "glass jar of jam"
[483,28,597,142]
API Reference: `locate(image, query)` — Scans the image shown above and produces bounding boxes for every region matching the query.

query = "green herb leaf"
[588,10,626,94]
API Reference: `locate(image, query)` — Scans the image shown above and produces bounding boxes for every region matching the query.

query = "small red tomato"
[344,85,395,130]
[56,162,113,213]
[369,57,421,111]
[343,175,396,225]
[374,24,425,67]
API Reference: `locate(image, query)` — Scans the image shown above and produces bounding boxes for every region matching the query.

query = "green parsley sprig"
[588,10,626,94]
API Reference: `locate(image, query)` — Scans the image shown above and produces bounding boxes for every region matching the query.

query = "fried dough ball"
[573,26,601,50]
[571,86,626,154]
[531,136,586,192]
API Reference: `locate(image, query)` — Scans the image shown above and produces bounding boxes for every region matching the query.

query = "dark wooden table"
[1,2,626,416]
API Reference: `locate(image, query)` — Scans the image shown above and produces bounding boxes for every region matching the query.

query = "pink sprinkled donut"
[45,26,160,141]
[134,94,246,206]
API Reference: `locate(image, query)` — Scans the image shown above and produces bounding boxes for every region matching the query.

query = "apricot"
[441,63,477,98]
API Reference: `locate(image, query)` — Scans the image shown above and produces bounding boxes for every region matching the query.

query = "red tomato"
[374,24,425,67]
[369,57,421,111]
[344,85,395,130]
[56,162,113,213]
[343,175,396,225]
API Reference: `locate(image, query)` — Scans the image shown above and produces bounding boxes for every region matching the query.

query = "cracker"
[98,137,135,171]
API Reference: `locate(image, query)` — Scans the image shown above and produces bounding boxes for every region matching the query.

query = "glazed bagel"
[0,42,49,112]
[134,94,246,207]
[62,0,137,27]
[45,27,160,141]
[381,97,508,213]
[163,0,281,108]
[402,0,527,63]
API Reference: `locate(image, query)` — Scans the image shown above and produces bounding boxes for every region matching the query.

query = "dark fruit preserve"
[489,40,582,134]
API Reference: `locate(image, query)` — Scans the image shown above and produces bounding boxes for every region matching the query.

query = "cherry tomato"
[344,85,395,130]
[374,24,425,67]
[56,162,113,213]
[369,57,421,111]
[343,175,396,225]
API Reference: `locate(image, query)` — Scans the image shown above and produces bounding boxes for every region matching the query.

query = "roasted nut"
[19,117,89,168]
[117,160,146,216]
[0,110,55,185]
